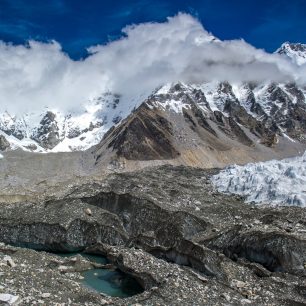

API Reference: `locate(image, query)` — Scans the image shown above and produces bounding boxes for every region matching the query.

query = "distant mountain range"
[0,42,306,168]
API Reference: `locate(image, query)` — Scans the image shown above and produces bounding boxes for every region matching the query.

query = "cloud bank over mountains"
[0,13,305,114]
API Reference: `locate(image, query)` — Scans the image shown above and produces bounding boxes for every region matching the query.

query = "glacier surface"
[211,152,306,207]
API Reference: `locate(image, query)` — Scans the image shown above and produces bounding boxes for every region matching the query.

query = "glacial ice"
[211,152,306,207]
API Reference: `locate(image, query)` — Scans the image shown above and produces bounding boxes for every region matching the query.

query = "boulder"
[0,294,20,305]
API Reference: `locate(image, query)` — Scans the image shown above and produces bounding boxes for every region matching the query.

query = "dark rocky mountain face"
[98,104,179,161]
[32,111,60,149]
[93,81,306,169]
[0,135,10,151]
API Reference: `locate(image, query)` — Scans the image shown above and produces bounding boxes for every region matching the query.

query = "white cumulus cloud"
[0,13,305,114]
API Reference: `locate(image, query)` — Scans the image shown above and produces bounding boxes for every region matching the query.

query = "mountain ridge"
[0,41,305,169]
[91,81,306,169]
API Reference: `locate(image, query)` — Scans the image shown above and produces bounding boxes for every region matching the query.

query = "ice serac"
[211,151,306,206]
[92,81,306,169]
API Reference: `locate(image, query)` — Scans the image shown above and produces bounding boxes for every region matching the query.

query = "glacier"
[211,151,306,207]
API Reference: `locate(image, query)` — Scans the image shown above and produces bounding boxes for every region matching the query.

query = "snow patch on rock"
[211,152,306,207]
[0,293,20,305]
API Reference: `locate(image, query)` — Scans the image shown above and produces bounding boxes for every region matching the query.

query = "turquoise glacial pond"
[57,252,143,298]
[81,268,143,298]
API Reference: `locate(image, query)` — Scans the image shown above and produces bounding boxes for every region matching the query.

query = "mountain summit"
[276,42,306,65]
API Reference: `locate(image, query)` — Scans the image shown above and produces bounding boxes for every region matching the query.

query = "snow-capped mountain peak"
[1,40,306,154]
[276,42,306,65]
[1,78,306,154]
[0,90,151,153]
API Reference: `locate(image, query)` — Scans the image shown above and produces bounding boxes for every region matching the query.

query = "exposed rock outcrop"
[32,111,60,149]
[0,135,10,151]
[102,104,180,161]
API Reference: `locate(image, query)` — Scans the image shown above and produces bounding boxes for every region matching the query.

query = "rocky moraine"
[0,166,305,305]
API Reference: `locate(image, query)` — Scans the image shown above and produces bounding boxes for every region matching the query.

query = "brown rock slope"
[92,83,306,170]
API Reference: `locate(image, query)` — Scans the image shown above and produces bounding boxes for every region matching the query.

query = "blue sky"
[0,0,305,59]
